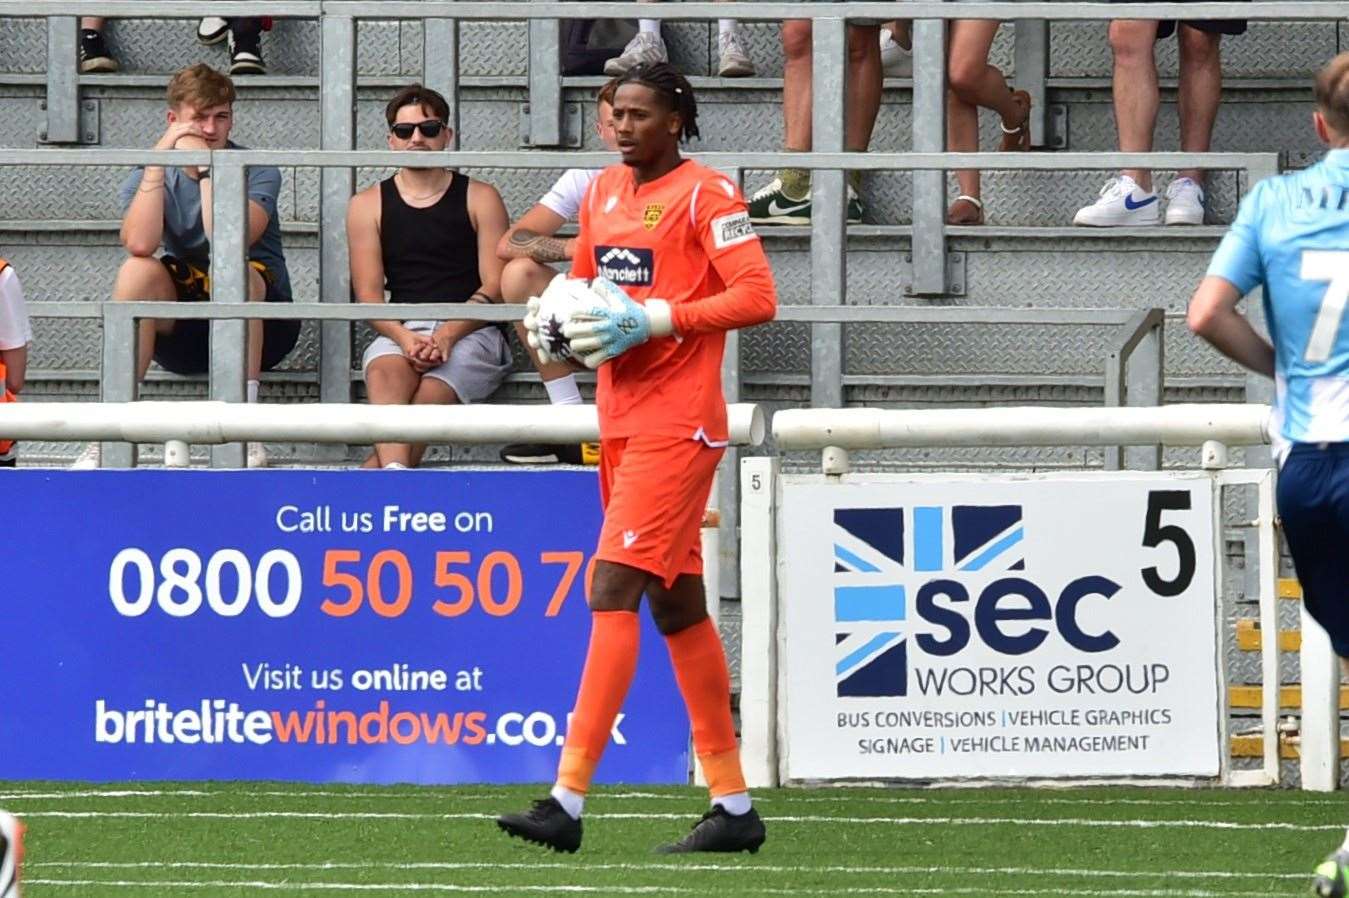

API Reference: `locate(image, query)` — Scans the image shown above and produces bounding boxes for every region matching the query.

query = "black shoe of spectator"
[497,798,582,853]
[78,28,118,73]
[0,447,15,467]
[228,19,266,75]
[499,442,599,465]
[655,806,766,854]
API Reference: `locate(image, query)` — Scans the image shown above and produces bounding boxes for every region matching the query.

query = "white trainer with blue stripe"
[1073,175,1162,226]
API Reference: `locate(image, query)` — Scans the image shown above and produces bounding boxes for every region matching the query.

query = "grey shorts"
[361,320,512,404]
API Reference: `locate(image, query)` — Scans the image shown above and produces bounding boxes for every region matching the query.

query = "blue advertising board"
[1,469,690,785]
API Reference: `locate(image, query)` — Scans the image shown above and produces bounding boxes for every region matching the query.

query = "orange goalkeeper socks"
[664,616,748,799]
[556,610,640,796]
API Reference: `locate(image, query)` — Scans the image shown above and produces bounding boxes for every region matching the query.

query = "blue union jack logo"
[832,504,1025,697]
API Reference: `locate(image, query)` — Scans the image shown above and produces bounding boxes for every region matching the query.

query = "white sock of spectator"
[639,19,660,35]
[719,19,736,38]
[247,379,260,403]
[544,374,582,406]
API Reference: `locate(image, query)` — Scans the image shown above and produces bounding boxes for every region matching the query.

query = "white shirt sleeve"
[0,266,32,351]
[538,169,600,221]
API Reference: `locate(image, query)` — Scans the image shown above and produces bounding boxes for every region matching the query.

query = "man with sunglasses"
[347,85,511,469]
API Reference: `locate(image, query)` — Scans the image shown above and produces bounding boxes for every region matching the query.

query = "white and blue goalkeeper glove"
[563,277,675,369]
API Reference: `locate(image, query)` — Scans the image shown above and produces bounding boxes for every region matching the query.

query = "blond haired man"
[75,63,297,469]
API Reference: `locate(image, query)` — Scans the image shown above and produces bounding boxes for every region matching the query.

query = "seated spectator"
[347,85,511,470]
[0,257,31,468]
[748,17,883,225]
[73,63,298,469]
[946,20,1031,225]
[605,1,756,78]
[495,79,620,466]
[196,15,270,76]
[1074,2,1247,226]
[79,17,118,73]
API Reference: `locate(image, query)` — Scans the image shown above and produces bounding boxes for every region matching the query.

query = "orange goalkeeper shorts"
[595,434,724,588]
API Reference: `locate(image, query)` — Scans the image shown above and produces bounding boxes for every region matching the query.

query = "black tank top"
[380,173,480,303]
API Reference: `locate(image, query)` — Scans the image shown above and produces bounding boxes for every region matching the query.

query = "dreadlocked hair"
[617,62,700,142]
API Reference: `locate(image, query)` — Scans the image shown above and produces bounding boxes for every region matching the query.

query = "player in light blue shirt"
[1188,53,1349,898]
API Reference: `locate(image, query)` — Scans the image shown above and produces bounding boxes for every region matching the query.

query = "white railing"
[0,401,766,454]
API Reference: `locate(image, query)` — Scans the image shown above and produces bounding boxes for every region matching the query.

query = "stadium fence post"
[740,455,780,787]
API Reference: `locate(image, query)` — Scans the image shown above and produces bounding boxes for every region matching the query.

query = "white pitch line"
[1,788,1344,810]
[17,879,1292,897]
[11,809,1343,832]
[26,860,1308,881]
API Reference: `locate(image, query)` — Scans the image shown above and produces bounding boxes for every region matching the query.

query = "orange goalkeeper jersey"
[571,159,777,443]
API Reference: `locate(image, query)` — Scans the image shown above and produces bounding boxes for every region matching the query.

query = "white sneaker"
[717,31,755,77]
[603,32,667,76]
[1164,177,1205,225]
[880,28,912,77]
[1072,175,1161,227]
[0,810,24,898]
[71,442,101,469]
[383,461,408,470]
[197,15,229,44]
[246,442,269,469]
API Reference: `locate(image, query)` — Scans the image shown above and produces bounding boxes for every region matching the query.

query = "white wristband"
[645,299,675,338]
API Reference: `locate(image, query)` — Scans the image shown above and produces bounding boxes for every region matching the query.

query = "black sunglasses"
[390,120,446,140]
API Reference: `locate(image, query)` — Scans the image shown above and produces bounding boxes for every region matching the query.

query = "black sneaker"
[0,810,25,898]
[1314,849,1349,897]
[747,178,811,225]
[0,447,16,468]
[499,442,599,465]
[78,28,118,73]
[655,806,765,854]
[228,19,266,75]
[496,797,583,853]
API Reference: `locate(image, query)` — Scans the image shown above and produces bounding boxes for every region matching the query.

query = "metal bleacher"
[0,1,1343,783]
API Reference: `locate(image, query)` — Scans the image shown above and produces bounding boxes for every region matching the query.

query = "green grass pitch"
[3,781,1342,896]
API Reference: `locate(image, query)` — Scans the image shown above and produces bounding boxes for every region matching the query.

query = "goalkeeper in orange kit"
[497,62,777,854]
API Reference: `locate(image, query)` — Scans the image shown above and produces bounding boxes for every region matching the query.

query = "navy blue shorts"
[1278,442,1349,658]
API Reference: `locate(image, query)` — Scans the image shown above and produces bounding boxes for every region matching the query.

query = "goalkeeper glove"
[563,278,675,369]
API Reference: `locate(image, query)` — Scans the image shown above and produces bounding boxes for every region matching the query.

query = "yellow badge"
[642,203,665,231]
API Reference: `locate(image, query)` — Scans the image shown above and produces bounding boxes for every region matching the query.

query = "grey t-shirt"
[118,142,291,298]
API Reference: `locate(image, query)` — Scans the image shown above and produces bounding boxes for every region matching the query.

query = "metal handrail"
[1,2,1328,19]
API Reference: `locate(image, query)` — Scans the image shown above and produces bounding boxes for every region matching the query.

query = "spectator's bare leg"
[1109,19,1161,191]
[111,256,177,382]
[846,24,883,157]
[365,357,422,468]
[80,16,105,30]
[890,20,911,51]
[1176,25,1223,186]
[404,377,459,468]
[501,257,573,382]
[779,20,814,197]
[946,20,1018,201]
[245,266,267,382]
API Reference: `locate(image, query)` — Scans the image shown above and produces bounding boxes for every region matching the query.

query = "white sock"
[719,19,736,38]
[544,374,582,406]
[247,379,260,403]
[1340,827,1349,852]
[550,784,585,820]
[712,791,752,816]
[639,19,659,36]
